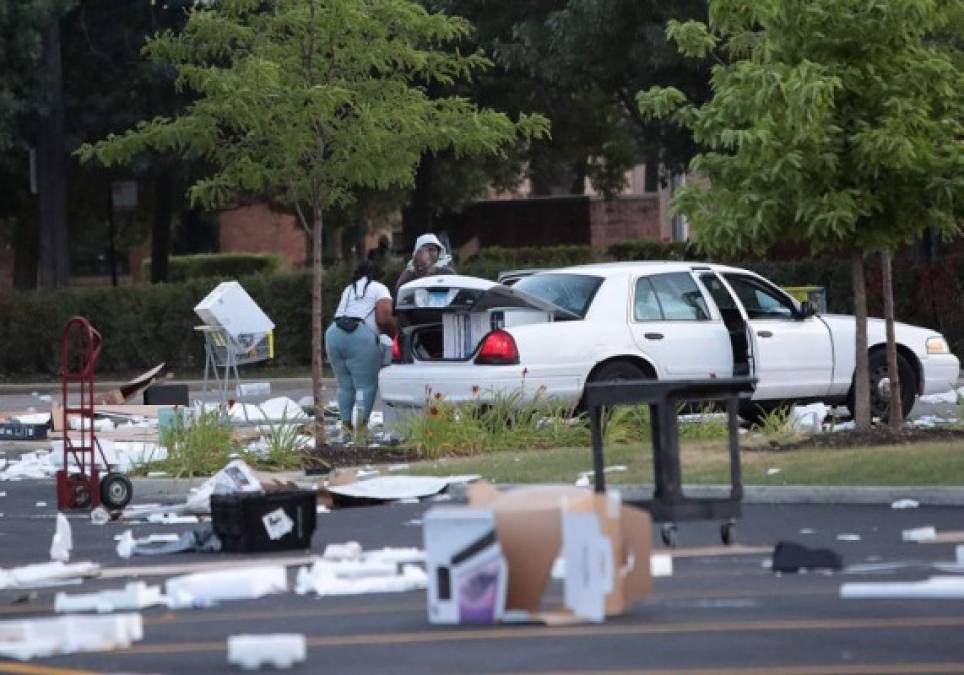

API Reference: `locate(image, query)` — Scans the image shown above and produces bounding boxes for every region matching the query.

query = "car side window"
[723,274,796,320]
[648,272,710,321]
[633,278,663,321]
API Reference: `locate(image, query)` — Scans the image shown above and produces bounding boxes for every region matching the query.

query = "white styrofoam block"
[0,562,99,591]
[54,582,166,614]
[841,576,964,599]
[165,566,288,609]
[49,514,72,563]
[195,281,275,338]
[227,634,306,670]
[902,526,937,542]
[0,613,142,661]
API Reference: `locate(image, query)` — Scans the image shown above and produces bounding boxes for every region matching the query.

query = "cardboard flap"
[493,507,560,613]
[618,506,653,602]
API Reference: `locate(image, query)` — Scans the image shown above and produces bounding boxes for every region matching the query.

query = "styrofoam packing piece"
[35,501,46,507]
[227,634,306,670]
[294,560,427,597]
[0,562,99,591]
[0,451,58,481]
[0,613,142,661]
[68,415,115,432]
[840,576,964,599]
[54,582,165,613]
[362,547,425,566]
[165,566,288,609]
[144,513,200,525]
[651,554,673,577]
[918,386,964,404]
[902,526,937,542]
[316,505,330,514]
[12,412,51,425]
[891,498,920,509]
[49,514,72,563]
[322,542,363,560]
[799,528,816,535]
[113,532,180,544]
[185,458,262,513]
[47,441,167,473]
[836,533,861,541]
[228,397,307,423]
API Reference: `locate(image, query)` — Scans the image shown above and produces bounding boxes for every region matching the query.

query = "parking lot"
[2,476,964,674]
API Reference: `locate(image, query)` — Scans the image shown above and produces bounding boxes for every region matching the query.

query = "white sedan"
[379,262,960,421]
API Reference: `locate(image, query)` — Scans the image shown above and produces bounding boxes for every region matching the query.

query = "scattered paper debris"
[35,501,46,508]
[891,499,920,510]
[799,528,816,535]
[902,526,937,542]
[325,475,479,503]
[836,534,861,542]
[49,514,72,563]
[767,468,782,476]
[227,634,306,670]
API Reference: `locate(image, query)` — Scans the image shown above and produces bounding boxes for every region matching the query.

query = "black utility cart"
[585,377,757,547]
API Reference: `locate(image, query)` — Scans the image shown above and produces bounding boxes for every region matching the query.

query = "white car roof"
[544,260,749,278]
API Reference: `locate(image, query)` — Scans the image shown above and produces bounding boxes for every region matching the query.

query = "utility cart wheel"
[721,520,736,545]
[100,473,133,510]
[660,523,678,548]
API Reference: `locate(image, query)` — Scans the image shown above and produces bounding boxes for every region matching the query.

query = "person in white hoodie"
[393,233,456,294]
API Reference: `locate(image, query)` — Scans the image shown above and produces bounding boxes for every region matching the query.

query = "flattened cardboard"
[464,482,652,623]
[93,364,166,405]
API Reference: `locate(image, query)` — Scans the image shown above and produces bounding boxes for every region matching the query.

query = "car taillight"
[391,335,402,362]
[474,329,519,365]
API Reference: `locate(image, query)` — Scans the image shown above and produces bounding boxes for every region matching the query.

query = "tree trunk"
[881,250,903,430]
[401,152,435,247]
[851,251,871,430]
[150,172,173,283]
[13,215,39,291]
[312,198,329,462]
[36,14,69,289]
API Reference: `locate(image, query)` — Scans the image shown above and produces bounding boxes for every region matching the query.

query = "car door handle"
[757,330,773,338]
[644,332,664,340]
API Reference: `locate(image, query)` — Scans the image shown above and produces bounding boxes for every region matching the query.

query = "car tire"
[848,350,917,421]
[738,402,778,428]
[589,360,648,384]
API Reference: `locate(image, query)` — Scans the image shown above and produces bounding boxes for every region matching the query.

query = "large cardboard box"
[424,483,652,625]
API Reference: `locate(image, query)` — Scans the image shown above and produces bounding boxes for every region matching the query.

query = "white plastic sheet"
[326,475,479,501]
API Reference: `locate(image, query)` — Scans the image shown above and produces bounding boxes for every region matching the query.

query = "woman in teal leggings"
[325,261,396,436]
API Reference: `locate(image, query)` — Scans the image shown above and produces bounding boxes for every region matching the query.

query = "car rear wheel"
[589,360,648,384]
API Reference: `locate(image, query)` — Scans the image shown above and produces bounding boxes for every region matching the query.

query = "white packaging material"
[185,458,262,513]
[902,526,937,542]
[229,397,307,424]
[0,451,58,481]
[789,403,829,433]
[227,634,306,670]
[919,386,964,404]
[650,553,674,578]
[326,475,480,502]
[841,576,964,599]
[891,499,920,509]
[0,613,143,661]
[195,281,275,339]
[294,560,427,597]
[836,534,862,542]
[165,566,288,609]
[115,530,182,559]
[55,582,166,614]
[68,415,115,433]
[49,513,72,563]
[322,542,363,561]
[423,508,507,624]
[0,562,99,591]
[12,412,51,425]
[237,382,272,398]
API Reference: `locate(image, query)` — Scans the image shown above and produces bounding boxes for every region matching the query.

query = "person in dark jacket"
[394,233,456,294]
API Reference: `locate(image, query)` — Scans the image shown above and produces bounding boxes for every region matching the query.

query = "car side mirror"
[798,301,817,319]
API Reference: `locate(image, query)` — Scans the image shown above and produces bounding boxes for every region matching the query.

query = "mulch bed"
[761,426,964,452]
[305,444,424,472]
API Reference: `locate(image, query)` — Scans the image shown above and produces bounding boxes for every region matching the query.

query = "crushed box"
[424,482,652,625]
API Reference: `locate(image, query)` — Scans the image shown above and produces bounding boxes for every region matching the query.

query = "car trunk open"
[394,275,571,361]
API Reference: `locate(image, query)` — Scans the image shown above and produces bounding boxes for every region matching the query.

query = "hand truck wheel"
[721,520,736,545]
[660,523,678,548]
[100,473,133,510]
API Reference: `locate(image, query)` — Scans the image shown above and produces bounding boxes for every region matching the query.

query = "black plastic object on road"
[584,377,757,546]
[772,540,844,573]
[0,422,48,440]
[143,384,190,406]
[211,490,317,553]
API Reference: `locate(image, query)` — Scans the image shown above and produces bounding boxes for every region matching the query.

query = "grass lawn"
[401,438,964,486]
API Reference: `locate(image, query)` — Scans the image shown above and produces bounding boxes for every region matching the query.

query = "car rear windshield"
[511,273,603,319]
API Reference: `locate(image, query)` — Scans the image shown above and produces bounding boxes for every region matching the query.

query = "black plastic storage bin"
[0,422,48,440]
[211,490,317,553]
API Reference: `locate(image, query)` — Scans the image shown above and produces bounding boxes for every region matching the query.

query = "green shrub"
[143,252,285,282]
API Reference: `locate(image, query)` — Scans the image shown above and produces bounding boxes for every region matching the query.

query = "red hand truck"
[56,317,133,511]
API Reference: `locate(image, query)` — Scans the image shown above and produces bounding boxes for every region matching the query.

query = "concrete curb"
[0,377,326,395]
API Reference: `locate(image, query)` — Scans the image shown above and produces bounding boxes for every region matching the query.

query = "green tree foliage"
[78,0,547,450]
[638,0,964,428]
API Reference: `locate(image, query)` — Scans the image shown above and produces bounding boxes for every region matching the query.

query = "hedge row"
[1,247,961,377]
[143,252,285,282]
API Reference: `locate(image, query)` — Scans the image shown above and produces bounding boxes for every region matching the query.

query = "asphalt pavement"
[1,479,964,674]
